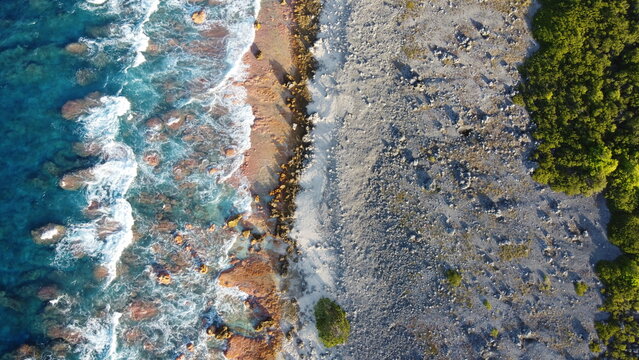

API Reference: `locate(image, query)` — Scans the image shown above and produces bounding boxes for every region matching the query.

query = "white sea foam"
[57,96,137,285]
[80,96,130,140]
[41,227,62,240]
[80,0,159,68]
[131,0,160,67]
[70,310,121,359]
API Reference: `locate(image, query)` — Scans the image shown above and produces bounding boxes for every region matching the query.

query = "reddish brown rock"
[146,117,163,131]
[59,173,84,191]
[65,42,88,55]
[218,256,276,298]
[47,326,83,344]
[72,142,101,157]
[128,301,159,321]
[37,285,59,301]
[61,92,101,120]
[225,147,237,157]
[162,110,189,131]
[143,151,161,167]
[15,344,40,359]
[225,335,276,360]
[31,224,66,245]
[94,265,109,280]
[124,328,144,344]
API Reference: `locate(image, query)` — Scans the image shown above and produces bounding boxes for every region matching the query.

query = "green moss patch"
[314,297,350,348]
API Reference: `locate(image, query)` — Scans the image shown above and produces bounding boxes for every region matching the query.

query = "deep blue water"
[0,0,258,358]
[0,0,112,352]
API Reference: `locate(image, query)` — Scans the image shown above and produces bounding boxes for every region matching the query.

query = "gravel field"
[284,0,620,359]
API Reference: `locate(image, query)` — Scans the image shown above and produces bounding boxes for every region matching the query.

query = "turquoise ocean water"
[0,0,258,358]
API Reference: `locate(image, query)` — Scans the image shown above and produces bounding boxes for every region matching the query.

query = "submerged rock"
[72,142,101,157]
[31,224,66,245]
[59,169,95,191]
[64,42,88,55]
[14,344,41,360]
[61,92,101,120]
[75,68,97,86]
[46,326,83,345]
[129,301,159,321]
[143,151,161,167]
[36,285,59,301]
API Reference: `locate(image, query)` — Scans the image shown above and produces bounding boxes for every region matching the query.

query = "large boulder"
[31,224,66,245]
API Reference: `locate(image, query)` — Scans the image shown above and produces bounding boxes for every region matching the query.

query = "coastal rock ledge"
[31,223,66,245]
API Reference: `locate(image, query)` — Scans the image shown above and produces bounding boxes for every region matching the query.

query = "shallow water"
[0,0,258,358]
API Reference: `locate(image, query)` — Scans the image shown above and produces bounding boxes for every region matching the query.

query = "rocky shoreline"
[220,0,321,357]
[10,0,320,357]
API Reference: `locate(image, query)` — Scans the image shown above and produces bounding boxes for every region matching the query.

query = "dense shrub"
[445,269,462,287]
[314,297,350,348]
[519,0,639,356]
[609,213,639,254]
[574,281,589,296]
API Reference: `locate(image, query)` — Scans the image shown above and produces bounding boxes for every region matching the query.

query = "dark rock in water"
[61,92,101,120]
[0,291,23,311]
[206,324,231,340]
[14,344,41,360]
[128,301,159,321]
[64,42,88,55]
[59,169,94,190]
[31,223,66,245]
[143,151,161,167]
[72,142,101,157]
[46,326,83,344]
[145,117,164,131]
[42,161,61,176]
[75,68,97,86]
[37,285,59,301]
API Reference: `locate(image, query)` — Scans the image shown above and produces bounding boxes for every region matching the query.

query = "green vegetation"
[518,0,639,356]
[574,281,589,296]
[590,340,602,353]
[445,269,462,287]
[539,274,552,293]
[314,298,350,348]
[482,298,492,310]
[497,243,530,261]
[490,328,499,338]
